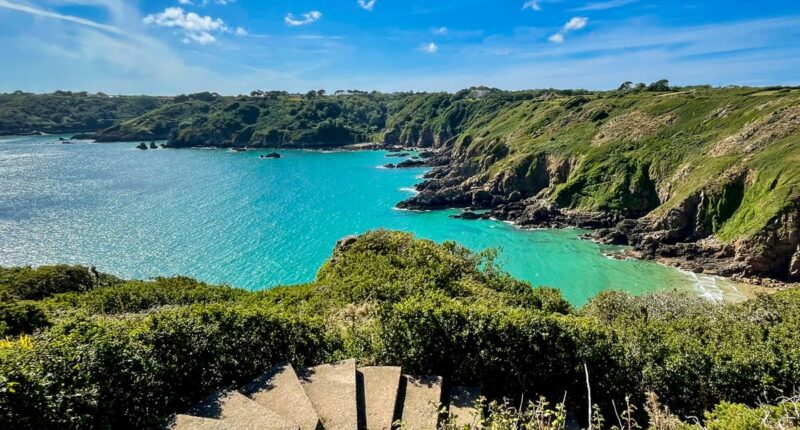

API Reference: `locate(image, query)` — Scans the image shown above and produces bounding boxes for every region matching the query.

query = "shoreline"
[400,194,794,303]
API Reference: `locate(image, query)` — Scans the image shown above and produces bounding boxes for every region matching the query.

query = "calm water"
[0,135,743,305]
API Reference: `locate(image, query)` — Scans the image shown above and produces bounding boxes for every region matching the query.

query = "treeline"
[0,91,167,135]
[1,231,799,429]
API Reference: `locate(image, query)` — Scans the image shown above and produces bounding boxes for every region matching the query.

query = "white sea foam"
[399,186,419,195]
[685,271,736,303]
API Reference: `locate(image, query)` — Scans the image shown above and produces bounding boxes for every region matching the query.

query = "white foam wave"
[399,186,419,195]
[686,271,727,303]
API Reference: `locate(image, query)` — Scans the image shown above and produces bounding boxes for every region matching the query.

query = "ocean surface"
[0,135,746,305]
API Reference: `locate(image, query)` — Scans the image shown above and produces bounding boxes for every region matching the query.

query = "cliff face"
[399,88,800,282]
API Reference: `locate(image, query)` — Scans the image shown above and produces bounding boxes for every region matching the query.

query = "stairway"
[166,359,479,430]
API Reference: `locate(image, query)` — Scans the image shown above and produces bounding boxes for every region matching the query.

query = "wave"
[684,271,748,303]
[399,186,419,195]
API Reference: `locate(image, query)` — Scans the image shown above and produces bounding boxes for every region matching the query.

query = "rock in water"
[451,211,480,220]
[136,142,148,150]
[396,159,425,168]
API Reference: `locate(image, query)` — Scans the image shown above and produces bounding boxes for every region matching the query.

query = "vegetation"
[1,231,799,429]
[0,91,165,135]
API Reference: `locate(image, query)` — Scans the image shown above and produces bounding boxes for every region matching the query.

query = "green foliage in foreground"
[1,231,799,429]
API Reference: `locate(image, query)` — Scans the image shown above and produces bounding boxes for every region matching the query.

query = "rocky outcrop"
[399,144,799,282]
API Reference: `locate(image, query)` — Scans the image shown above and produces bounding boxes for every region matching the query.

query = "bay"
[0,135,744,305]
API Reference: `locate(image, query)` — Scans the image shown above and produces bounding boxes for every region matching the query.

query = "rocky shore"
[398,150,800,287]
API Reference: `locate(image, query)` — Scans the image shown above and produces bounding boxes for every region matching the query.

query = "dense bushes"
[0,305,335,429]
[0,92,163,135]
[0,265,113,301]
[1,231,799,428]
[0,301,49,337]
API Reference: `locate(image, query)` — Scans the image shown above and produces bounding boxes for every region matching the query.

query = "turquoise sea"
[0,135,745,305]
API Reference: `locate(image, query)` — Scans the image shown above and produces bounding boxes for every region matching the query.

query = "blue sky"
[0,0,799,94]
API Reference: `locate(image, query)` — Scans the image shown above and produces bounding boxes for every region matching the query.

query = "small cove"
[0,135,745,305]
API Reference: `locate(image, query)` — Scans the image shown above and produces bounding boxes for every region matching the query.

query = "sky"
[0,0,799,94]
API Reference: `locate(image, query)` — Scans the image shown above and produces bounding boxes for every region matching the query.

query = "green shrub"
[0,301,49,337]
[43,276,248,315]
[0,304,337,429]
[0,265,114,301]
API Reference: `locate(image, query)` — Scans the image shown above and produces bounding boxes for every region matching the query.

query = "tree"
[618,81,634,91]
[647,79,671,92]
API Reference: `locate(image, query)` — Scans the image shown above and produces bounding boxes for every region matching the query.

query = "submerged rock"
[451,211,480,220]
[261,152,281,159]
[396,159,426,168]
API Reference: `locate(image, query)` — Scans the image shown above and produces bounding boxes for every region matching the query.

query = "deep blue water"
[0,135,742,305]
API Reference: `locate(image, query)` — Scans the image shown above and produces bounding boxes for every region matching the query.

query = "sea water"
[0,135,742,305]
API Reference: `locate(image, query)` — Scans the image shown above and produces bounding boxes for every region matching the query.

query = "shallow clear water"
[0,135,737,305]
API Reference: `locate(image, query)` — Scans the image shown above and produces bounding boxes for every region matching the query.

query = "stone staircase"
[166,359,478,430]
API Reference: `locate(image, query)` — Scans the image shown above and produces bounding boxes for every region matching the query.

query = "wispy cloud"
[421,42,438,54]
[549,17,588,43]
[433,26,448,35]
[0,0,123,34]
[176,0,236,6]
[143,7,241,45]
[521,1,541,11]
[357,0,376,11]
[285,11,322,27]
[573,0,637,11]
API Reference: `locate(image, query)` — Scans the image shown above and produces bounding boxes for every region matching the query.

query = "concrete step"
[166,415,233,430]
[242,364,321,430]
[190,390,295,430]
[300,359,358,430]
[447,387,481,429]
[356,366,402,430]
[395,375,443,430]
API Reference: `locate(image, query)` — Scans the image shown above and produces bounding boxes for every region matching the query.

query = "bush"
[0,304,337,429]
[0,301,49,337]
[43,276,248,315]
[0,265,113,301]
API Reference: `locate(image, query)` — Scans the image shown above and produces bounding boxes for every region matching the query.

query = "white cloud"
[143,7,239,44]
[177,0,192,4]
[183,32,215,44]
[285,11,322,27]
[357,0,376,11]
[143,7,226,32]
[522,1,541,11]
[549,17,589,43]
[433,26,448,35]
[564,17,589,31]
[422,42,438,53]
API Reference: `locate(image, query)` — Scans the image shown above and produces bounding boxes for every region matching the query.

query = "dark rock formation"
[396,159,426,168]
